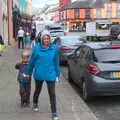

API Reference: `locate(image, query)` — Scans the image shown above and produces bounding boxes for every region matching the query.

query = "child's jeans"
[19,83,31,105]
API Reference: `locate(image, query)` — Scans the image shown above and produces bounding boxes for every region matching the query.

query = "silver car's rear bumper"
[91,76,120,96]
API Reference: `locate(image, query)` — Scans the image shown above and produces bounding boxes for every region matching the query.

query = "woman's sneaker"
[52,113,59,120]
[32,104,39,112]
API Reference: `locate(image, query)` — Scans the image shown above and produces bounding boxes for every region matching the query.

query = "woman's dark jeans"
[33,80,57,113]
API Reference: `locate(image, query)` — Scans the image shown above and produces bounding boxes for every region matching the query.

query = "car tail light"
[60,46,71,51]
[87,64,100,75]
[110,46,120,49]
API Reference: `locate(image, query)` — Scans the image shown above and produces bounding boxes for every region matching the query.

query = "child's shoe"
[32,104,39,112]
[52,113,59,120]
[24,102,30,108]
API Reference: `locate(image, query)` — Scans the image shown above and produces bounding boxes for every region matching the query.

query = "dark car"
[53,36,87,63]
[67,42,120,102]
[110,24,120,40]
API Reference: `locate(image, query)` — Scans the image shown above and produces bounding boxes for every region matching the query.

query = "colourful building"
[59,0,71,30]
[17,0,28,13]
[60,0,92,31]
[93,1,120,24]
[26,0,32,14]
[7,0,33,45]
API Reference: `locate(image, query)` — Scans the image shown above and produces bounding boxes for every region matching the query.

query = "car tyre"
[68,67,72,82]
[82,81,91,102]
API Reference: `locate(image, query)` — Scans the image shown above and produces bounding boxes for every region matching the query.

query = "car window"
[53,38,60,45]
[61,37,84,46]
[94,49,120,62]
[75,46,93,61]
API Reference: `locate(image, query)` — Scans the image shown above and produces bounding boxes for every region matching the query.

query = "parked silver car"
[53,36,87,64]
[68,42,120,102]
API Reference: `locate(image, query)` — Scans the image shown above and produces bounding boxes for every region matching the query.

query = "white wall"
[1,0,8,45]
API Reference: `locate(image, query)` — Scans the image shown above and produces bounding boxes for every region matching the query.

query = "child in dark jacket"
[15,50,31,107]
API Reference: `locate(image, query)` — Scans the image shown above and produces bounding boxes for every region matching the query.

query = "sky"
[32,0,59,8]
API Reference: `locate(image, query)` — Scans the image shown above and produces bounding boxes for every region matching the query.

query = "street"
[62,31,120,120]
[1,0,120,119]
[0,43,97,120]
[0,31,120,120]
[61,66,120,120]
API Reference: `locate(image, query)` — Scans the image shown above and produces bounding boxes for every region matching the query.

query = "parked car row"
[53,35,120,102]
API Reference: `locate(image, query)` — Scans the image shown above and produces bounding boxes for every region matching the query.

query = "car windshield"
[95,49,120,62]
[61,37,85,46]
[50,27,61,30]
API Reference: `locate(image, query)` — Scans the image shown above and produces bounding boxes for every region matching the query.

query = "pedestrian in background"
[25,30,60,120]
[30,29,36,48]
[17,26,25,49]
[24,32,31,48]
[15,50,31,107]
[0,34,5,56]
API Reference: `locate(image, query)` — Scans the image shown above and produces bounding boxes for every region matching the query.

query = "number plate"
[111,72,120,79]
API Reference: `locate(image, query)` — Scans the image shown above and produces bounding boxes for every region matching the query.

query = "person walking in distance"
[17,26,25,49]
[15,50,31,107]
[25,30,60,120]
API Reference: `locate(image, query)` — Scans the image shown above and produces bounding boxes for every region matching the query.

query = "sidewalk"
[0,44,98,120]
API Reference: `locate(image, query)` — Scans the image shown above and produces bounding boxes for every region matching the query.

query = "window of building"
[117,12,120,18]
[74,9,79,18]
[96,9,101,18]
[85,9,91,19]
[117,4,120,9]
[107,3,112,11]
[107,12,112,18]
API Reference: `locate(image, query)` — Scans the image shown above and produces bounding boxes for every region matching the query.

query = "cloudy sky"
[32,0,59,8]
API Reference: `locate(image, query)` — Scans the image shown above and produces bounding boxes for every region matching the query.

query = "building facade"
[8,0,32,45]
[93,1,120,23]
[0,0,8,45]
[59,0,71,30]
[26,0,32,14]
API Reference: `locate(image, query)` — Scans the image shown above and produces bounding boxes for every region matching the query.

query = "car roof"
[59,36,84,39]
[83,42,110,49]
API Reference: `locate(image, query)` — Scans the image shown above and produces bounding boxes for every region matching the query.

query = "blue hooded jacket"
[26,43,60,81]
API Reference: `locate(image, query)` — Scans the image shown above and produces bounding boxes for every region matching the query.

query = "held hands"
[56,76,61,83]
[22,73,30,78]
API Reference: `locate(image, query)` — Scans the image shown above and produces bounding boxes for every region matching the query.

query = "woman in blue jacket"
[25,30,60,120]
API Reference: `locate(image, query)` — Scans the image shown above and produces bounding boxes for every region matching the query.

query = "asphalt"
[0,43,99,120]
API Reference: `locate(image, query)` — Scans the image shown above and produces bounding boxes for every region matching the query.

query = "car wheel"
[82,81,91,102]
[68,67,72,82]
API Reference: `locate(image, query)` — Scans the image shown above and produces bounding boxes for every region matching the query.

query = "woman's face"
[42,35,50,46]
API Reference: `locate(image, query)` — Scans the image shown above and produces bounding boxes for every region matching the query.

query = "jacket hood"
[40,30,51,47]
